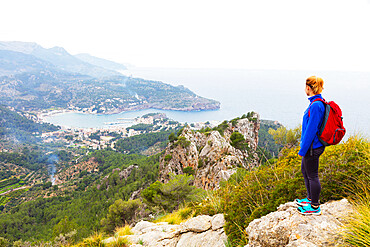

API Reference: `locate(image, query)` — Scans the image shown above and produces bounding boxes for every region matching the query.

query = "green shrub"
[198,159,204,169]
[176,136,191,148]
[141,174,202,212]
[230,131,248,150]
[168,132,178,142]
[101,199,142,233]
[52,216,78,239]
[212,121,229,136]
[183,166,195,176]
[0,237,10,247]
[164,154,172,162]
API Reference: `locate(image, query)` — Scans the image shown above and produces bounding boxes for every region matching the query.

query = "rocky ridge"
[159,113,260,190]
[102,199,352,247]
[103,214,227,247]
[245,199,351,247]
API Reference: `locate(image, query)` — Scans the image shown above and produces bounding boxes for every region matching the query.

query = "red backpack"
[309,98,346,146]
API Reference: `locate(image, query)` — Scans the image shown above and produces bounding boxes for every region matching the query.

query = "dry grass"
[154,207,195,225]
[114,225,133,237]
[73,232,105,247]
[343,180,370,247]
[106,237,130,247]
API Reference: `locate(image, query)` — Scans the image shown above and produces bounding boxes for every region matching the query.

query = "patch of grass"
[114,225,133,237]
[74,232,105,247]
[154,207,195,225]
[343,181,370,246]
[106,237,130,247]
[138,239,144,245]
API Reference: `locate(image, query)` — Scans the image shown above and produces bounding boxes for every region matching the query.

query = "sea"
[44,68,370,137]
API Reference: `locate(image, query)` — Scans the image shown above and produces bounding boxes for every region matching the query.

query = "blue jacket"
[298,94,325,156]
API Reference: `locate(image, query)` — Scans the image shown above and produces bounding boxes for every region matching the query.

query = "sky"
[1,0,370,71]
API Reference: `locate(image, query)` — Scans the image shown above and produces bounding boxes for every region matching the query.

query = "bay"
[44,68,370,137]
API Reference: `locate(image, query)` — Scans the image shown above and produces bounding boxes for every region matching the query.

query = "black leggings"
[301,146,325,206]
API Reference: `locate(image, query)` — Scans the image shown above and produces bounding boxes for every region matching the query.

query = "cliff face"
[159,113,260,190]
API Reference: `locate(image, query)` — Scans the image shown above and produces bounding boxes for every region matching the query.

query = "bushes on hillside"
[141,174,203,212]
[194,135,370,246]
[101,199,142,233]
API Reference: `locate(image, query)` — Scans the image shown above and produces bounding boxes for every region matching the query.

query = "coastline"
[37,105,222,130]
[37,104,221,120]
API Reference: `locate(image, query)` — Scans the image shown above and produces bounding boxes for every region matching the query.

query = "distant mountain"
[0,41,120,78]
[75,53,127,72]
[0,41,220,113]
[0,70,220,113]
[0,50,55,77]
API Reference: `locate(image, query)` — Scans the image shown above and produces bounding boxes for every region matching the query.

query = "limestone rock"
[176,229,227,247]
[105,214,227,247]
[211,214,225,230]
[181,215,212,233]
[132,221,157,234]
[159,113,260,190]
[245,199,352,247]
[119,165,139,180]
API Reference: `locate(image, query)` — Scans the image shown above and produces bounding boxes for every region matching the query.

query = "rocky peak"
[159,113,260,190]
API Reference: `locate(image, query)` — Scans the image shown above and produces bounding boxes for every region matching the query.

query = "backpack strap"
[308,98,326,117]
[308,98,326,155]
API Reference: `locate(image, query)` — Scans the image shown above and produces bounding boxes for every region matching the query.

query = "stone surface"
[181,215,212,233]
[159,113,260,190]
[176,229,227,247]
[105,214,227,247]
[119,165,139,180]
[132,220,157,234]
[245,199,352,247]
[211,214,225,230]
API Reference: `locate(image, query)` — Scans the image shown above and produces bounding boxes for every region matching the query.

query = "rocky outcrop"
[97,165,138,190]
[245,199,351,247]
[103,214,227,247]
[119,165,139,180]
[159,113,260,190]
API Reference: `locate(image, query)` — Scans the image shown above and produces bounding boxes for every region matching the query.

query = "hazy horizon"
[1,0,370,72]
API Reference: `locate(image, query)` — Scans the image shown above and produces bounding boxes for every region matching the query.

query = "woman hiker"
[295,76,326,215]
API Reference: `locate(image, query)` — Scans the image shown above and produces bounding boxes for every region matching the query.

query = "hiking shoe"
[295,198,311,206]
[297,204,321,215]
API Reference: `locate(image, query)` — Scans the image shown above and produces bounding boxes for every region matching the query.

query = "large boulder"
[245,199,352,247]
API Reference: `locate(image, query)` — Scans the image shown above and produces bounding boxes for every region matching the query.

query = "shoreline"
[37,107,222,130]
[37,106,221,120]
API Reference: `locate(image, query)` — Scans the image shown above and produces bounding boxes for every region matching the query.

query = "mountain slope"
[75,53,127,72]
[0,105,59,145]
[0,70,220,113]
[0,41,220,113]
[0,50,55,77]
[0,41,119,78]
